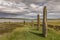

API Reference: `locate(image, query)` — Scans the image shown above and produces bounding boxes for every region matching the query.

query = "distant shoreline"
[0,18,60,22]
[0,18,60,20]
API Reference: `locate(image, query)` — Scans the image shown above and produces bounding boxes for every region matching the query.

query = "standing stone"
[37,14,40,30]
[24,20,25,25]
[42,6,47,37]
[31,20,34,29]
[31,20,34,27]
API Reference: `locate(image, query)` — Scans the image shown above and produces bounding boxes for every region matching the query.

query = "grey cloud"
[5,0,45,3]
[0,11,28,18]
[0,0,60,19]
[46,0,60,12]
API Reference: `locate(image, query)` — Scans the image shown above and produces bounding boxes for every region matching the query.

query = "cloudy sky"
[0,0,60,19]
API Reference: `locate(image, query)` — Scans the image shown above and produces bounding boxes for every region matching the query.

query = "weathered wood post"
[42,6,47,37]
[37,14,40,30]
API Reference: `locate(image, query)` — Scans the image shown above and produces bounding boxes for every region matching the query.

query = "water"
[0,19,59,22]
[0,19,32,22]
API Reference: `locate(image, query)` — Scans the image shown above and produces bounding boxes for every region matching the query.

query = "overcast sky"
[0,0,60,19]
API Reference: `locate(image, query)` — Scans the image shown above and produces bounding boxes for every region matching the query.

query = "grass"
[0,22,24,34]
[0,22,60,40]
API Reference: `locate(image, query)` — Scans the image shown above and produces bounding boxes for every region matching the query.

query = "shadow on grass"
[29,31,44,37]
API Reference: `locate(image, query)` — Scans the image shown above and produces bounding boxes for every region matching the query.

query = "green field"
[0,20,60,40]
